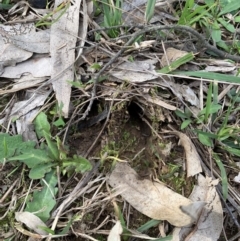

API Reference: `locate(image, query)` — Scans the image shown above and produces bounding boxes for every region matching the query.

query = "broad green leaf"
[181,119,192,129]
[8,149,50,168]
[198,104,222,117]
[34,112,51,138]
[211,28,221,42]
[198,133,213,147]
[53,117,65,127]
[62,156,92,174]
[219,1,240,15]
[204,0,215,6]
[217,18,235,32]
[0,133,35,162]
[175,109,189,119]
[29,162,55,179]
[34,113,59,160]
[145,0,156,23]
[25,170,58,222]
[234,16,240,22]
[216,40,230,52]
[173,71,240,84]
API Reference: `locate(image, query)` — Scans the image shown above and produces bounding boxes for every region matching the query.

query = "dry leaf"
[173,174,223,241]
[50,0,82,117]
[161,48,189,67]
[15,211,48,235]
[171,131,202,177]
[1,57,51,78]
[0,23,50,54]
[108,163,205,227]
[107,221,123,241]
[110,60,158,83]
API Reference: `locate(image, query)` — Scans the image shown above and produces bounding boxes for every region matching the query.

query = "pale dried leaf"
[144,94,176,110]
[110,60,158,83]
[1,57,51,78]
[108,163,204,227]
[200,59,235,67]
[171,131,202,177]
[0,44,32,67]
[15,211,48,235]
[205,66,236,72]
[172,174,223,241]
[233,172,240,183]
[10,88,51,119]
[161,48,189,67]
[50,0,81,117]
[0,23,50,54]
[107,221,122,241]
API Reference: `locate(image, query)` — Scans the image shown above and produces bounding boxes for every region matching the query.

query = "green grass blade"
[173,71,240,84]
[213,153,228,200]
[158,52,194,74]
[137,219,161,232]
[205,82,213,123]
[145,0,156,23]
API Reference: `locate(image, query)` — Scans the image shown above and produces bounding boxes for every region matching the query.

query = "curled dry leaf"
[171,131,202,177]
[172,174,223,241]
[15,211,48,235]
[107,221,123,241]
[108,163,205,227]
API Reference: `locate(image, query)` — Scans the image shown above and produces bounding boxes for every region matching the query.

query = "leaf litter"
[0,0,240,240]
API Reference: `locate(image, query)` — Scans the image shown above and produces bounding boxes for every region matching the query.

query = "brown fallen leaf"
[161,48,189,67]
[172,174,223,241]
[170,131,202,177]
[108,163,205,227]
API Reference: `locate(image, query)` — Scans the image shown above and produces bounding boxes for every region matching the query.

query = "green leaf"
[211,28,222,42]
[25,170,58,222]
[198,133,213,147]
[213,153,228,200]
[138,219,161,233]
[0,133,36,162]
[29,162,55,179]
[219,1,240,15]
[175,109,189,119]
[198,104,222,117]
[173,71,240,84]
[234,16,240,22]
[8,149,50,168]
[224,146,240,157]
[181,119,192,129]
[34,112,51,138]
[53,117,65,127]
[34,112,59,160]
[217,18,235,32]
[62,156,92,174]
[145,0,156,23]
[158,52,194,74]
[216,40,230,52]
[204,82,213,123]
